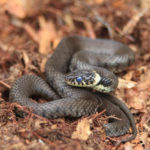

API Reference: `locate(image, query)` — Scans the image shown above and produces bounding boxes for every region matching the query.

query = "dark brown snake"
[9,36,137,144]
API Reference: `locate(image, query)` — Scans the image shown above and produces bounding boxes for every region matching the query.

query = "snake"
[9,36,137,144]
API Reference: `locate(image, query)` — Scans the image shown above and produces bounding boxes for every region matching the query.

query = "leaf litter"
[0,0,150,149]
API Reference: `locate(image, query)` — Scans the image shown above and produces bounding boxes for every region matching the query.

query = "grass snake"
[9,36,137,144]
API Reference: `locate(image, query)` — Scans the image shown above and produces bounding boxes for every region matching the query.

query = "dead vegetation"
[0,0,150,149]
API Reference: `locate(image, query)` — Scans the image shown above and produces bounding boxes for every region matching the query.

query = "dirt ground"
[0,0,150,150]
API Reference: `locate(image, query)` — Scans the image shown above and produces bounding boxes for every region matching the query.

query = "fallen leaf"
[72,118,92,141]
[112,0,126,9]
[22,51,29,68]
[133,144,144,150]
[38,16,57,54]
[52,37,61,49]
[141,0,150,9]
[139,132,149,146]
[121,8,148,36]
[118,78,137,89]
[5,0,49,18]
[124,143,133,150]
[138,69,150,90]
[125,69,150,111]
[64,14,75,31]
[123,70,135,81]
[51,124,57,130]
[0,0,7,6]
[22,16,58,54]
[84,21,96,38]
[5,0,27,18]
[94,0,104,4]
[126,88,147,110]
[40,57,47,73]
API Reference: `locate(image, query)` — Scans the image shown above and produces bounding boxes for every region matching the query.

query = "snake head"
[65,70,115,93]
[65,70,98,87]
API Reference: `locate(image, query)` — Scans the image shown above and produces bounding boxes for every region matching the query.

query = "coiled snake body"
[9,36,137,143]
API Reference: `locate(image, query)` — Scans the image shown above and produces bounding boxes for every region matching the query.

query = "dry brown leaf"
[8,143,26,150]
[138,69,150,90]
[22,23,39,43]
[140,0,150,9]
[124,143,133,150]
[38,16,57,54]
[84,21,96,38]
[40,57,47,73]
[72,118,92,141]
[5,0,49,18]
[118,78,137,89]
[121,8,148,36]
[112,0,126,9]
[94,0,104,4]
[52,37,61,49]
[22,16,58,54]
[5,0,27,18]
[126,69,150,111]
[129,44,139,52]
[133,144,144,150]
[139,132,149,146]
[143,124,150,132]
[51,124,57,130]
[126,88,147,110]
[0,0,7,5]
[9,64,23,81]
[123,70,135,81]
[64,14,75,31]
[22,51,29,68]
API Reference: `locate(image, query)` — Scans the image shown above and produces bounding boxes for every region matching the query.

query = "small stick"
[120,8,148,36]
[0,80,11,89]
[32,131,56,146]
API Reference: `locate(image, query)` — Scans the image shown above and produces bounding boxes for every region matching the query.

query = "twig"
[106,136,118,142]
[120,8,149,36]
[32,131,56,146]
[84,21,96,38]
[9,103,51,122]
[105,115,122,121]
[88,109,106,120]
[0,80,11,89]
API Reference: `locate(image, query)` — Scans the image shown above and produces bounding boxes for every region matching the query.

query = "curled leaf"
[72,118,92,141]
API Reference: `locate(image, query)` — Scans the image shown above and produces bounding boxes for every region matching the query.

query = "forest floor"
[0,0,150,150]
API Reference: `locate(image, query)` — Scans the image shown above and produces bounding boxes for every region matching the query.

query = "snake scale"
[9,36,137,143]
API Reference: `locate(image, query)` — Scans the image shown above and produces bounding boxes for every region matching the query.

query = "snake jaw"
[93,84,113,93]
[93,75,115,93]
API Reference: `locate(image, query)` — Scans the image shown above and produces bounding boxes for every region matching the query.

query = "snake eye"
[76,77,82,82]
